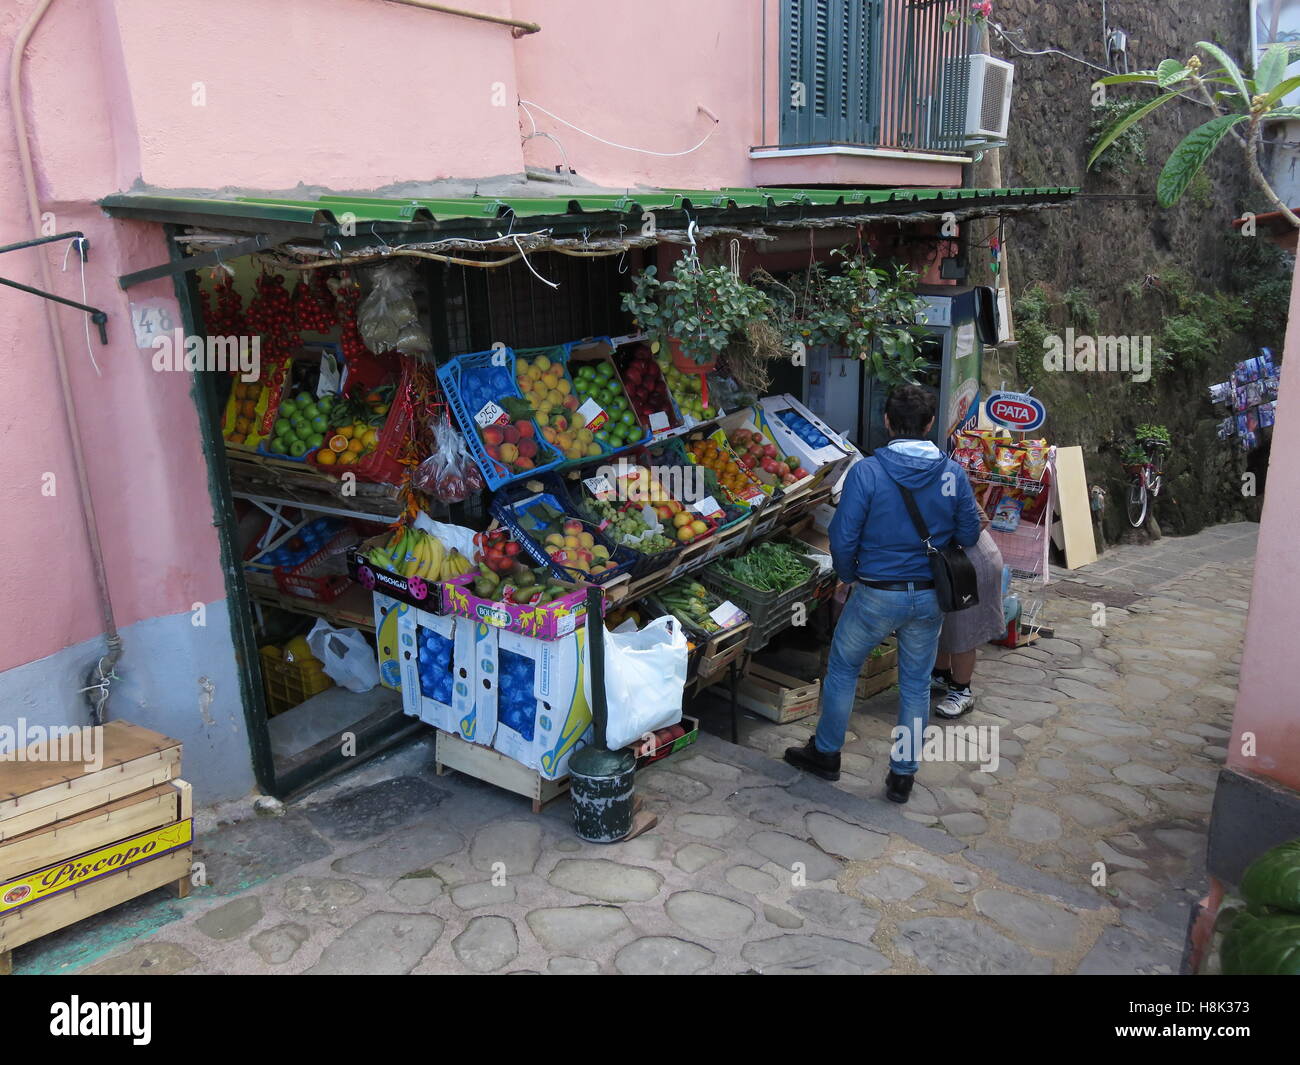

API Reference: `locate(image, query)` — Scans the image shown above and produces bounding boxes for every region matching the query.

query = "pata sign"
[985,391,1046,432]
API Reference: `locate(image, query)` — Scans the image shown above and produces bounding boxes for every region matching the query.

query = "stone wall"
[973,0,1286,541]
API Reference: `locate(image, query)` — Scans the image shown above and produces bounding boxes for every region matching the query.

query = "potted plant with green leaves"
[1215,836,1300,974]
[1135,423,1171,452]
[623,258,774,406]
[779,251,933,387]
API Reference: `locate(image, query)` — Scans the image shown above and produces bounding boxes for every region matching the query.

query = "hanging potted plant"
[623,259,774,406]
[796,251,933,387]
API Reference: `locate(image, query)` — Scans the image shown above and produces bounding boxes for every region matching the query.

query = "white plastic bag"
[412,513,477,560]
[586,615,687,749]
[306,619,381,693]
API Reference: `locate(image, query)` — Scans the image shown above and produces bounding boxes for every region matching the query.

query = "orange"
[347,438,364,454]
[362,429,380,449]
[337,425,355,439]
[316,449,337,466]
[329,434,348,453]
[338,451,358,465]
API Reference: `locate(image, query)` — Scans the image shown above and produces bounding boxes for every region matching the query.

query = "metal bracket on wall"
[0,231,110,343]
[117,232,289,290]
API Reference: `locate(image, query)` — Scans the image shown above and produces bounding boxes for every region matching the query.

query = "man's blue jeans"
[815,582,944,776]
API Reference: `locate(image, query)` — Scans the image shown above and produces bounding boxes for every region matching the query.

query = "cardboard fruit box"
[759,394,856,491]
[347,534,449,612]
[440,571,606,641]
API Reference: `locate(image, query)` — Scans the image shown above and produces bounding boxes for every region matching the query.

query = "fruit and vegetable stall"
[209,261,862,806]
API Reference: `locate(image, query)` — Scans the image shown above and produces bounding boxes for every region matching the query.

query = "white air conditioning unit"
[939,53,1015,145]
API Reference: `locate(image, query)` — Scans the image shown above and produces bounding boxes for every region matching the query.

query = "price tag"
[709,600,747,628]
[577,397,608,432]
[690,495,724,520]
[583,474,615,500]
[649,410,670,433]
[740,486,766,505]
[475,400,509,428]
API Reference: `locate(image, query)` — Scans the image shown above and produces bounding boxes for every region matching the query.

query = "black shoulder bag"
[878,467,980,613]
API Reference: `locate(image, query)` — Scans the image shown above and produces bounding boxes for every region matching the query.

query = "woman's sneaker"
[934,685,975,719]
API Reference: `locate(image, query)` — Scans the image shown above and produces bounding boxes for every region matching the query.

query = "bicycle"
[1124,437,1169,528]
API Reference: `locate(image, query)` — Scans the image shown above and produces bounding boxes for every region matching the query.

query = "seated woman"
[930,497,1006,718]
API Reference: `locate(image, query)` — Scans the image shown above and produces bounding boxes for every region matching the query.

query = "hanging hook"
[615,224,629,274]
[370,223,392,253]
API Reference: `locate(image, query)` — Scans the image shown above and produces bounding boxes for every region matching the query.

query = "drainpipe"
[9,0,122,724]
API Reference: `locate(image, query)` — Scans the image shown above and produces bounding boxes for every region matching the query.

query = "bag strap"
[874,459,935,550]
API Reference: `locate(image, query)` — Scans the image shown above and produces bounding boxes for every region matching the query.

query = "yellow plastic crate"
[260,645,333,717]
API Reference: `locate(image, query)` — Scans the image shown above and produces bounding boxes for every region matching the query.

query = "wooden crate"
[435,730,569,814]
[695,621,751,681]
[780,486,832,528]
[0,783,183,884]
[733,662,821,724]
[856,665,899,700]
[866,640,898,677]
[0,780,191,975]
[0,722,182,842]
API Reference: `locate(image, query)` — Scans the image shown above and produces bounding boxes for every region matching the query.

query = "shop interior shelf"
[248,583,376,633]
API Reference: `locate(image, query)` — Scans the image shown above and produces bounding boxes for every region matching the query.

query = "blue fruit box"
[437,347,565,492]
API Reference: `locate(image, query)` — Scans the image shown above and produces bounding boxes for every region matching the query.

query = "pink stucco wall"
[1,0,961,680]
[1227,265,1300,794]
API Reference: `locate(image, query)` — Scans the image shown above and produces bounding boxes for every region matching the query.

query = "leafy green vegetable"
[717,541,812,592]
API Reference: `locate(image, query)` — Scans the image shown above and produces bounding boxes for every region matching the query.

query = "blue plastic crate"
[505,469,684,583]
[437,348,565,491]
[490,489,635,585]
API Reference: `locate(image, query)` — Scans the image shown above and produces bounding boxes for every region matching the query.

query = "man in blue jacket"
[785,385,981,803]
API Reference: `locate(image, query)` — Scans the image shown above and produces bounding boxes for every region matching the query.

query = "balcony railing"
[770,0,972,155]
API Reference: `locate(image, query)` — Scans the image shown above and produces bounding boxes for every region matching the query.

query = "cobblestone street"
[15,524,1256,976]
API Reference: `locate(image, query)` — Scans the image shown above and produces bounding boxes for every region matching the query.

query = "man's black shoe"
[784,736,841,781]
[885,771,914,804]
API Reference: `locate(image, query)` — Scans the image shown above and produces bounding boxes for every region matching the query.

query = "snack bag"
[991,495,1024,532]
[961,429,997,467]
[995,445,1023,482]
[1019,439,1048,481]
[955,445,988,476]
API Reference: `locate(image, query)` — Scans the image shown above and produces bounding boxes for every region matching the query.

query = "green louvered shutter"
[780,0,882,146]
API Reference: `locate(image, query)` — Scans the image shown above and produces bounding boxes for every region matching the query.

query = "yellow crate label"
[0,819,192,916]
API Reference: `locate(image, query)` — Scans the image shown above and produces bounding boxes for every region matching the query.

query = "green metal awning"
[101,184,1076,289]
[102,185,1076,239]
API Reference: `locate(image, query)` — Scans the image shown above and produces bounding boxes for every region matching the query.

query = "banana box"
[476,627,593,779]
[373,593,403,691]
[396,606,478,737]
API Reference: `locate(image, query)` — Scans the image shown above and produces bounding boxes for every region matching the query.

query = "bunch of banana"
[366,527,477,583]
[437,549,474,581]
[401,530,445,579]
